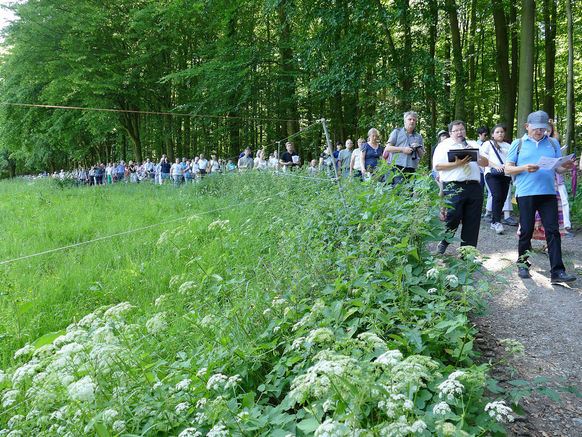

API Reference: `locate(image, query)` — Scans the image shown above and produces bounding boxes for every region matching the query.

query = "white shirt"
[433,138,481,182]
[352,148,362,171]
[198,159,208,170]
[479,140,510,175]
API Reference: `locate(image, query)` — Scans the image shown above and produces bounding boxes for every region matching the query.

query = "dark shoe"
[551,271,576,284]
[437,241,449,254]
[483,213,492,223]
[501,217,518,226]
[518,267,531,279]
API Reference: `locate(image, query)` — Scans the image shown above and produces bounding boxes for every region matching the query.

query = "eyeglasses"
[451,128,466,133]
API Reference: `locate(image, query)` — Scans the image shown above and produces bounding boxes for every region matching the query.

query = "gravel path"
[445,218,582,436]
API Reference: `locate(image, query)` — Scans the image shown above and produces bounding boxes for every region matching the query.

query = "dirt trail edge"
[459,219,582,436]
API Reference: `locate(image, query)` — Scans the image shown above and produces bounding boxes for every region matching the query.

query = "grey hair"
[367,128,379,138]
[448,120,465,132]
[404,111,418,122]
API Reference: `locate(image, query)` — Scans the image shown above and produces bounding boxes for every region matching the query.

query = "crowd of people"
[30,110,580,284]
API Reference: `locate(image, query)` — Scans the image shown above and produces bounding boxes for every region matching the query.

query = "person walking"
[505,110,576,284]
[432,120,489,253]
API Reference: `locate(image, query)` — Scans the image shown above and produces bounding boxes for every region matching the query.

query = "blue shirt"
[362,142,385,170]
[506,134,560,197]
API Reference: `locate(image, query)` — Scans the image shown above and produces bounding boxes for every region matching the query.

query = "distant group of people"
[37,109,580,284]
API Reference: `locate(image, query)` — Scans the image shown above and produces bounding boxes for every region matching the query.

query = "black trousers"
[485,173,511,224]
[392,166,416,186]
[443,181,483,247]
[517,195,565,275]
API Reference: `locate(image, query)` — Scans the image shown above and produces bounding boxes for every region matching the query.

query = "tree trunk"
[447,0,465,121]
[516,0,535,138]
[543,0,557,118]
[565,0,575,153]
[278,0,300,139]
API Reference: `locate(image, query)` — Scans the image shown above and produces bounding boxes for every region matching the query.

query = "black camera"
[411,144,422,160]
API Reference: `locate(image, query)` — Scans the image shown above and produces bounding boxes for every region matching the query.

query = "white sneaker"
[491,222,504,234]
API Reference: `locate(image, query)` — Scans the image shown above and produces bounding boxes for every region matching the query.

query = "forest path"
[450,218,582,436]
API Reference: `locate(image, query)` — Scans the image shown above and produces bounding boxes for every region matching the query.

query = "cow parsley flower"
[314,418,349,437]
[426,268,440,279]
[207,422,229,437]
[433,401,452,415]
[175,379,192,392]
[445,274,459,288]
[358,332,387,349]
[2,390,19,408]
[236,410,250,422]
[438,378,464,401]
[178,281,197,295]
[196,367,207,378]
[291,337,305,350]
[225,374,242,390]
[175,402,190,414]
[7,414,24,429]
[484,400,515,423]
[206,373,228,391]
[194,412,207,424]
[14,344,35,359]
[196,397,208,408]
[103,302,136,320]
[179,428,202,437]
[306,328,334,344]
[112,420,126,433]
[67,375,97,402]
[77,312,100,328]
[102,408,118,424]
[146,312,167,334]
[154,294,166,307]
[427,287,437,294]
[376,350,404,367]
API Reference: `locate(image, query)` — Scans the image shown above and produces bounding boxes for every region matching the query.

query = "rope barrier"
[0,102,308,124]
[0,193,279,267]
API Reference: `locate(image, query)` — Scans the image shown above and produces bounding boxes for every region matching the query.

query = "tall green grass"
[0,172,530,436]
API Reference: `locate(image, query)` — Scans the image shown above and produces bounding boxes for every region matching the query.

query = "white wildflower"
[322,399,336,412]
[427,287,437,294]
[196,367,207,378]
[438,378,464,401]
[25,409,41,421]
[77,312,101,328]
[207,422,229,437]
[201,314,216,327]
[484,400,515,423]
[274,325,281,333]
[306,328,334,344]
[178,281,197,295]
[426,268,440,279]
[146,312,167,334]
[403,399,414,411]
[154,294,166,307]
[291,337,305,350]
[175,402,190,414]
[67,375,97,402]
[196,397,208,408]
[433,401,452,415]
[7,414,24,429]
[0,370,7,385]
[175,379,191,392]
[103,302,135,320]
[283,307,291,317]
[358,332,387,349]
[236,410,250,422]
[91,326,118,344]
[314,418,349,437]
[14,344,35,359]
[152,382,163,390]
[32,343,56,359]
[102,409,119,424]
[225,374,242,390]
[410,420,427,433]
[194,412,207,424]
[6,431,23,437]
[112,420,126,433]
[376,350,404,367]
[179,428,202,437]
[206,373,228,391]
[12,362,41,385]
[445,274,459,288]
[263,308,272,315]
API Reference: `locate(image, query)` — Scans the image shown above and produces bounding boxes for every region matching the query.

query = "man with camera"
[384,111,425,185]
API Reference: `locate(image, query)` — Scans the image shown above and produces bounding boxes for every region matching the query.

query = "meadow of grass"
[0,172,520,436]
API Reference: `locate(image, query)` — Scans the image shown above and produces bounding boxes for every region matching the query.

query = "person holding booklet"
[505,110,576,284]
[433,120,489,254]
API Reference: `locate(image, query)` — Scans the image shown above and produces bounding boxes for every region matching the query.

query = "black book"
[447,148,479,162]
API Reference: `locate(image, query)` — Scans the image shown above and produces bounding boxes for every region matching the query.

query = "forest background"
[0,0,579,176]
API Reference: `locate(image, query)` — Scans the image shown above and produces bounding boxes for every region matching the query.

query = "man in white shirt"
[198,154,209,177]
[433,120,489,254]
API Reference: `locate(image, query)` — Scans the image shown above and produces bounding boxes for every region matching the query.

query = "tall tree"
[564,0,575,153]
[516,0,535,137]
[543,0,557,118]
[446,0,466,121]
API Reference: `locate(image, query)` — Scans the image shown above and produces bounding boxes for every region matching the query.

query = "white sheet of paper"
[536,153,574,170]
